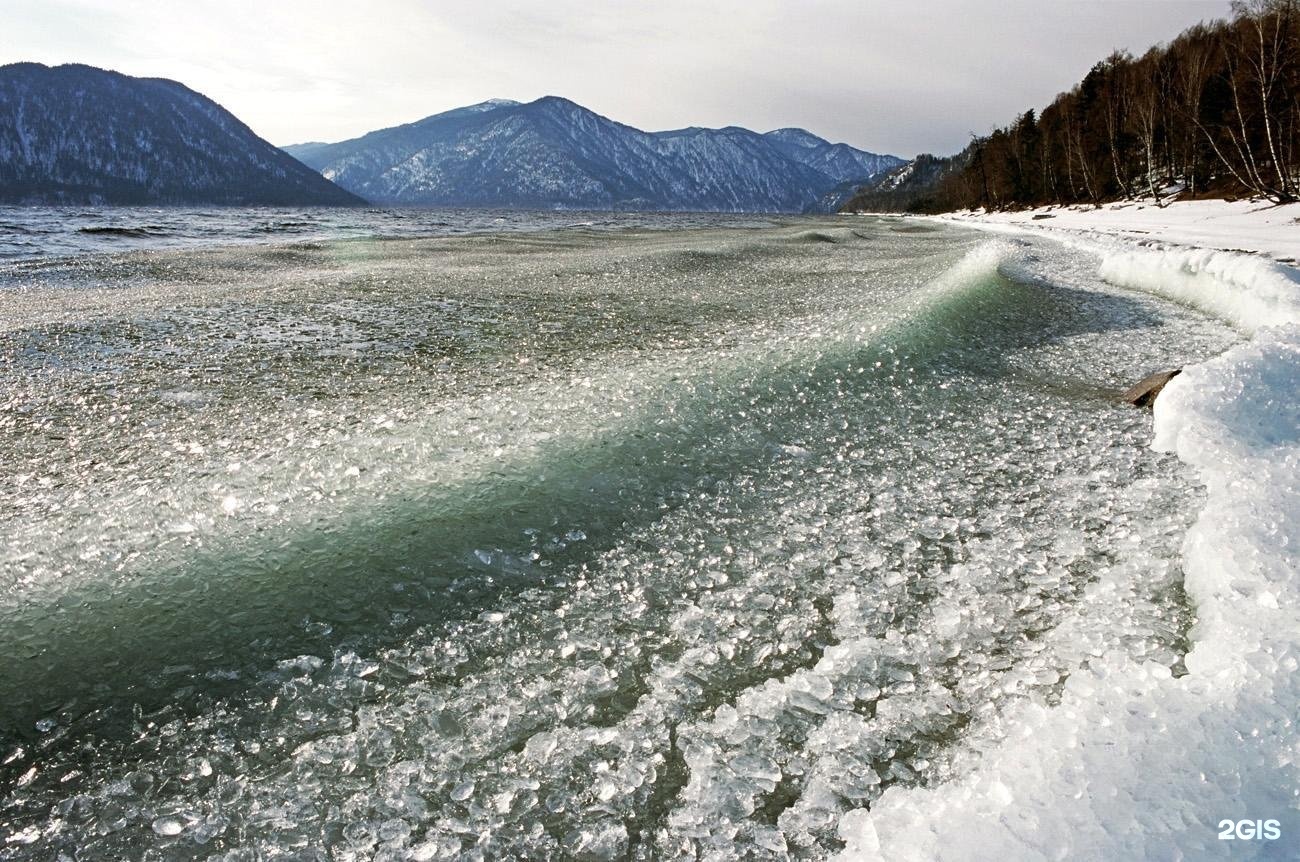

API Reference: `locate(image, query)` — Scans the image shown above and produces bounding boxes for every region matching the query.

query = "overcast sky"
[2,0,1232,156]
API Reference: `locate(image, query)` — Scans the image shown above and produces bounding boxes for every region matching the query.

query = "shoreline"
[918,197,1300,264]
[911,199,1300,338]
[838,198,1300,859]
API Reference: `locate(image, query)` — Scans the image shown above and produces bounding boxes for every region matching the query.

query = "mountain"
[284,97,902,212]
[839,152,971,214]
[0,63,364,206]
[763,128,901,184]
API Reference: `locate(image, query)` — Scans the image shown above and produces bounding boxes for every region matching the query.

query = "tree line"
[849,0,1299,213]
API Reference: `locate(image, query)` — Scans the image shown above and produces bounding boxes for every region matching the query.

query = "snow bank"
[1098,246,1300,334]
[1153,325,1300,672]
[835,250,1300,859]
[932,198,1300,263]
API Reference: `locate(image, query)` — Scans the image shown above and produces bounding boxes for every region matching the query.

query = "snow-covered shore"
[836,203,1300,860]
[932,197,1300,263]
[921,198,1300,337]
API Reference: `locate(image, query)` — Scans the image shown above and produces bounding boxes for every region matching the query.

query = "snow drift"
[1100,246,1300,333]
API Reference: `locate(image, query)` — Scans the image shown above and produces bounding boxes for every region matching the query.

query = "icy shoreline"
[919,198,1300,337]
[837,208,1300,859]
[929,198,1300,263]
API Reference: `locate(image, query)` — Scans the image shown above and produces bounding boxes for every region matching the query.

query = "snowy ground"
[931,198,1300,263]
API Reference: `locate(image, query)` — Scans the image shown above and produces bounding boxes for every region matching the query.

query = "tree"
[844,2,1299,212]
[1131,49,1169,203]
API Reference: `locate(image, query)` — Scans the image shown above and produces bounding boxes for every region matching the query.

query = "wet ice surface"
[0,218,1239,859]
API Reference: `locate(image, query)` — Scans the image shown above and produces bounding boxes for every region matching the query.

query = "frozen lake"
[0,216,1248,858]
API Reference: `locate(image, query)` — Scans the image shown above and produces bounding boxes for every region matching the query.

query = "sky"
[1,0,1233,156]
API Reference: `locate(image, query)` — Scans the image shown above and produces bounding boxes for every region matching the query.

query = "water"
[0,206,776,262]
[0,215,1239,859]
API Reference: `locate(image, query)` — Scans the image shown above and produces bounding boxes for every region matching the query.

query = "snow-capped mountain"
[0,63,364,206]
[285,97,902,212]
[763,127,901,184]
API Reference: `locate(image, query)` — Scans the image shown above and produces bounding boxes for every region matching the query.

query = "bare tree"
[1199,1,1298,201]
[1231,0,1297,198]
[1131,49,1167,203]
[1169,25,1219,195]
[1099,52,1136,199]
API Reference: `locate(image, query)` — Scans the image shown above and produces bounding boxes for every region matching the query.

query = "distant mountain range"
[0,63,364,206]
[285,98,902,212]
[0,62,901,212]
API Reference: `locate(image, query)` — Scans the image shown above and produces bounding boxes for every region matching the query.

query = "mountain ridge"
[0,62,365,206]
[285,97,902,212]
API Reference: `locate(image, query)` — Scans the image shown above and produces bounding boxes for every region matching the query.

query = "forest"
[845,0,1299,213]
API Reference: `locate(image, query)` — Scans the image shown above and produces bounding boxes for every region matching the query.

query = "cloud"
[0,0,1232,155]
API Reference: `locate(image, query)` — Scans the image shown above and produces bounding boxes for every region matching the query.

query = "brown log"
[1123,369,1182,407]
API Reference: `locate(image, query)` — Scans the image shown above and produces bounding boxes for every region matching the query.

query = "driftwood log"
[1123,369,1181,408]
